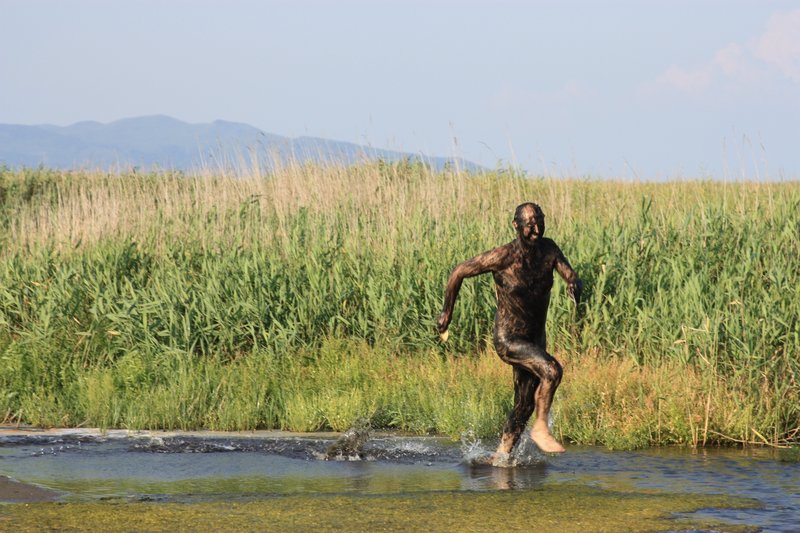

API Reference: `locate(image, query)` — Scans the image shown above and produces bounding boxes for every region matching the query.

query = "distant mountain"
[0,115,482,172]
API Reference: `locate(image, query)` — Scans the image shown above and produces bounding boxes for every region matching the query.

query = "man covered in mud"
[437,202,581,456]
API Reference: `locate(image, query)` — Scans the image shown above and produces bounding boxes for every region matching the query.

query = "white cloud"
[714,43,746,77]
[647,9,800,94]
[753,9,800,82]
[653,65,713,93]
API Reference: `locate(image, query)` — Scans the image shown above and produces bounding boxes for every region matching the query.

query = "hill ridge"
[0,115,481,172]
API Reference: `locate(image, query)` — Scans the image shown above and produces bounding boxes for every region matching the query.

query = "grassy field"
[0,163,798,449]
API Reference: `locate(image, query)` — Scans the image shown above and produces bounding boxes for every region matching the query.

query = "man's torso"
[492,240,558,341]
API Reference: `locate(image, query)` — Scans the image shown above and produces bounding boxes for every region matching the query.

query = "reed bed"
[0,164,798,448]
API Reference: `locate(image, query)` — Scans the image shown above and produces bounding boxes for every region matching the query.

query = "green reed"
[0,165,798,447]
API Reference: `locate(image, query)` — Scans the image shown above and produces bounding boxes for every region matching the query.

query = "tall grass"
[1,164,798,448]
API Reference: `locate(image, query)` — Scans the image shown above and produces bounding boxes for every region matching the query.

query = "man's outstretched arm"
[554,248,582,307]
[438,246,509,334]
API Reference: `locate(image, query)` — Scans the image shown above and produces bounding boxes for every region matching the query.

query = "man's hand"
[436,312,450,341]
[568,279,583,307]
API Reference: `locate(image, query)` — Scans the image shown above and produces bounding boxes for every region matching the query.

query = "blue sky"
[2,1,799,179]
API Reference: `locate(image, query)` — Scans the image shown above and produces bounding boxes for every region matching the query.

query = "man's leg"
[502,340,565,453]
[528,353,564,453]
[495,365,537,456]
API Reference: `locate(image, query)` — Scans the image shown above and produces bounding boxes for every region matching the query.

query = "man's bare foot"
[489,451,511,467]
[530,423,566,454]
[489,434,515,466]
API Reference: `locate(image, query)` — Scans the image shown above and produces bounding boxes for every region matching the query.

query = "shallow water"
[1,429,797,531]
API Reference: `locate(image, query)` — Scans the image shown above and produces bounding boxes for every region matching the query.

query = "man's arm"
[554,246,582,307]
[437,246,509,334]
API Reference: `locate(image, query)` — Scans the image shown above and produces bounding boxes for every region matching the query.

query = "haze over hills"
[0,115,482,172]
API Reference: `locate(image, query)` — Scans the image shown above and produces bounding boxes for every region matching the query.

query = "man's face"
[514,208,545,244]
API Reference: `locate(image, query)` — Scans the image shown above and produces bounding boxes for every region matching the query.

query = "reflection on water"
[1,429,798,531]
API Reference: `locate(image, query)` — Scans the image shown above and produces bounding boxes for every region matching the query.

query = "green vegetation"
[1,164,798,448]
[2,484,760,533]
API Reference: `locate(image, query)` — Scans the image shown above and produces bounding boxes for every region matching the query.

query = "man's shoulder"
[540,237,561,249]
[475,242,515,266]
[497,241,517,253]
[494,241,519,259]
[539,238,564,256]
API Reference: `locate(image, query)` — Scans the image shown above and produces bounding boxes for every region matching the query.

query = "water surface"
[1,428,796,531]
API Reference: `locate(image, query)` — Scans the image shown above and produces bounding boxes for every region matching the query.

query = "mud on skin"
[438,203,581,455]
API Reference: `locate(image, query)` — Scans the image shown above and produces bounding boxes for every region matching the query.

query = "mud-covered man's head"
[513,202,545,246]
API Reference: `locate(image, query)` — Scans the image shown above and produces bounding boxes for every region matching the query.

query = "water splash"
[509,432,546,466]
[460,428,545,468]
[320,418,372,461]
[460,429,493,465]
[128,436,332,461]
[383,440,437,456]
[132,437,239,454]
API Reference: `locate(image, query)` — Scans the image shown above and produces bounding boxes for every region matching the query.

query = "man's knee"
[542,358,562,384]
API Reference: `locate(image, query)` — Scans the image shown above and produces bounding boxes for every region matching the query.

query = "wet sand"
[0,475,60,503]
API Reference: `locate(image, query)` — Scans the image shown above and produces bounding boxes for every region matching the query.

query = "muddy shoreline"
[0,475,60,503]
